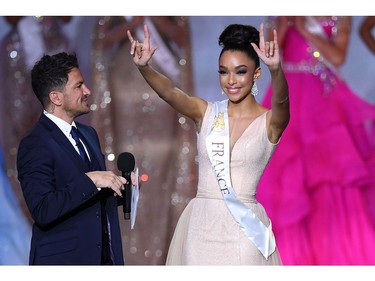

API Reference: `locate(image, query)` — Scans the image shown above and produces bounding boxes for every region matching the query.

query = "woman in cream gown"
[127,22,288,265]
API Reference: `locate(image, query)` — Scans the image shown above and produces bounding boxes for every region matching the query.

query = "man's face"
[61,67,91,119]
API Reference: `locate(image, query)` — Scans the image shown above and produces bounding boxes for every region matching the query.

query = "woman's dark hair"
[31,52,79,108]
[218,24,260,68]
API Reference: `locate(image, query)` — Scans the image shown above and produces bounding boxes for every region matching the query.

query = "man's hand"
[86,171,127,197]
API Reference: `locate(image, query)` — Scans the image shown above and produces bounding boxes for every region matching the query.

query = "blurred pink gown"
[257,17,375,265]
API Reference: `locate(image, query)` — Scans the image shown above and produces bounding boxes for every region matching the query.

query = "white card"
[130,167,139,229]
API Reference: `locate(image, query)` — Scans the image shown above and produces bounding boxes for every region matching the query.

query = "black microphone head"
[117,152,135,172]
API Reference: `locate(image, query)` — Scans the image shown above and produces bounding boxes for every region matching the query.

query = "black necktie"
[71,126,113,264]
[70,126,90,166]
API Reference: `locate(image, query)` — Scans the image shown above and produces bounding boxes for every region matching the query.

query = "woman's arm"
[127,24,207,130]
[360,16,375,54]
[252,23,290,143]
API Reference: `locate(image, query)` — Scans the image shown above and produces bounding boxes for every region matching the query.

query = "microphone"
[117,152,135,220]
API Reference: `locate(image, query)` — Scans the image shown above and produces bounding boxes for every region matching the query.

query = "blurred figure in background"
[0,16,73,223]
[89,16,197,264]
[0,145,31,264]
[257,16,375,265]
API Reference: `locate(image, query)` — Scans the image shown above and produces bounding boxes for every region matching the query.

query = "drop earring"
[251,82,258,96]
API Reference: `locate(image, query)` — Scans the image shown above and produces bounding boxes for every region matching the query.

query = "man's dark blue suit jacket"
[17,113,124,265]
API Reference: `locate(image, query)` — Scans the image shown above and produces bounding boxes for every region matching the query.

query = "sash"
[205,100,276,259]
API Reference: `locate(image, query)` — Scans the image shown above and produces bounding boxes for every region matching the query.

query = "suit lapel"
[39,114,90,171]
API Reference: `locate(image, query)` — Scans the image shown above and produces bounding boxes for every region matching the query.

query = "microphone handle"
[122,171,132,220]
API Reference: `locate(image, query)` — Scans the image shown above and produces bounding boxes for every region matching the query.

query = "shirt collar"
[43,110,77,135]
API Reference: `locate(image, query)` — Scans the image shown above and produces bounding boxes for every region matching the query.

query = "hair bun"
[219,24,259,48]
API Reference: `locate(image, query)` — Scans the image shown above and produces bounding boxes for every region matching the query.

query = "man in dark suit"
[17,52,127,265]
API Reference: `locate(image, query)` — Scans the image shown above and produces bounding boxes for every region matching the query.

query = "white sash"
[205,100,276,259]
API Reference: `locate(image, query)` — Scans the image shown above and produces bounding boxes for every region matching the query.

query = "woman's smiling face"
[218,50,258,103]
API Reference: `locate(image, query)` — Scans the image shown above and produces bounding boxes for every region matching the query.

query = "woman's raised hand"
[251,23,281,71]
[127,24,157,67]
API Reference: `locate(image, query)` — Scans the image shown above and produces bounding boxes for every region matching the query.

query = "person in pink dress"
[257,16,375,265]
